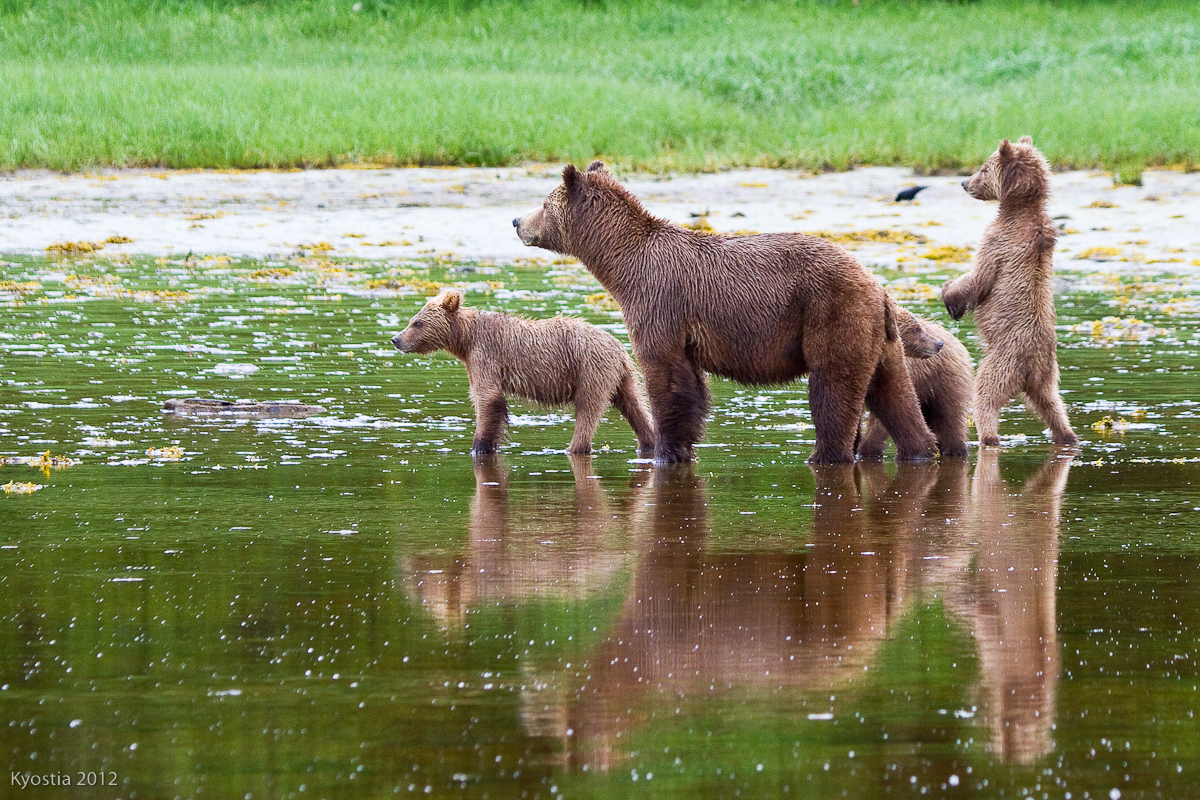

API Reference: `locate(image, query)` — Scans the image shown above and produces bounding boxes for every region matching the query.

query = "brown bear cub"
[514,161,936,464]
[858,306,974,458]
[391,289,655,456]
[942,136,1077,447]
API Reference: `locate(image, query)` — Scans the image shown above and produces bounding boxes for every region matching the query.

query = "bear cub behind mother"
[515,162,936,464]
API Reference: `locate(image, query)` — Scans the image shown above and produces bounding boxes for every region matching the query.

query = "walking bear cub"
[942,136,1077,446]
[858,307,974,458]
[391,289,655,456]
[514,161,936,464]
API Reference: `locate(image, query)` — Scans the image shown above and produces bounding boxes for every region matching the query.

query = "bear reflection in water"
[403,451,1071,768]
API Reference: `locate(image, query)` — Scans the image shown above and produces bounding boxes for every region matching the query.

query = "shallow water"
[1,253,1198,799]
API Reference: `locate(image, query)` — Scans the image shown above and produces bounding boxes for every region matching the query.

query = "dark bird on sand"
[895,185,929,202]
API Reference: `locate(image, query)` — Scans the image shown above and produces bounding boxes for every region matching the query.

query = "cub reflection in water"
[944,449,1072,764]
[400,455,647,628]
[562,454,1071,771]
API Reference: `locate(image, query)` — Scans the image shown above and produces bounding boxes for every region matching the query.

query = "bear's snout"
[934,339,944,353]
[512,217,520,228]
[391,333,407,351]
[961,180,970,191]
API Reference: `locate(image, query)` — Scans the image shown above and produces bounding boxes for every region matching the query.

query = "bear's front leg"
[941,274,976,321]
[470,389,509,456]
[641,358,709,463]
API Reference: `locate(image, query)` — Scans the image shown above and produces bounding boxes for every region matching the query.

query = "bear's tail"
[882,295,900,343]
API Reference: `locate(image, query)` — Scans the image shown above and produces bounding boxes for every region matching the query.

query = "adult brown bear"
[514,162,936,464]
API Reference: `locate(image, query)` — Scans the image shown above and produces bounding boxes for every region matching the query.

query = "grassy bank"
[1,0,1198,173]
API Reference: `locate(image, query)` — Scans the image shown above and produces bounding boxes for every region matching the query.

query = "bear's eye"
[412,321,423,329]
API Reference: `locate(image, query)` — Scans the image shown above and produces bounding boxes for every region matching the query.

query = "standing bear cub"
[858,306,974,459]
[514,162,936,464]
[942,136,1077,447]
[391,289,655,456]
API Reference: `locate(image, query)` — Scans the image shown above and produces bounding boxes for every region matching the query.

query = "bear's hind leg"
[1023,375,1078,446]
[973,353,1020,447]
[927,404,970,458]
[864,347,937,461]
[643,359,709,463]
[612,371,656,454]
[807,370,867,463]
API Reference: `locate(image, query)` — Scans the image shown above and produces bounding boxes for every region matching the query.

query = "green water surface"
[1,254,1198,799]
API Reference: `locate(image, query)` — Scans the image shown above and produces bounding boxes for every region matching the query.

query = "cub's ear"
[1018,135,1034,146]
[563,163,581,193]
[586,160,607,173]
[440,289,462,313]
[998,139,1014,159]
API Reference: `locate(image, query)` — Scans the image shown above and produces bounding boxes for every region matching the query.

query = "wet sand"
[1,166,1197,272]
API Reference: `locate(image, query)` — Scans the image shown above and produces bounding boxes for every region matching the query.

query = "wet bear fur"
[391,289,655,455]
[515,162,936,464]
[942,136,1077,446]
[858,306,974,458]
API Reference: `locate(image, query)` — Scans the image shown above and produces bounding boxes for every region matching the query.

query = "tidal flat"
[2,164,1200,797]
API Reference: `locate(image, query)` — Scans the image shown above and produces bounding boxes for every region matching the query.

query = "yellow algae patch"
[299,242,335,254]
[1076,247,1122,261]
[103,235,134,244]
[1091,415,1121,433]
[47,241,103,255]
[1071,316,1168,341]
[585,292,621,311]
[886,282,941,301]
[185,212,223,221]
[247,267,295,280]
[1085,200,1119,209]
[740,181,769,188]
[0,280,42,295]
[364,240,413,247]
[684,216,716,233]
[343,233,366,238]
[363,277,443,295]
[66,273,121,288]
[147,446,185,459]
[922,245,973,263]
[808,230,927,246]
[2,481,44,495]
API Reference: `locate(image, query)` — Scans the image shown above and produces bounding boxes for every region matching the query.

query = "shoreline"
[2,166,1197,273]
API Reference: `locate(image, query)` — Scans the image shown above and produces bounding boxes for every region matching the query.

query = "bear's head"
[896,309,944,359]
[962,136,1050,205]
[391,289,462,354]
[514,161,651,256]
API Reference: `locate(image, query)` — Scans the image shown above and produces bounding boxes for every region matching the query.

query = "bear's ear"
[586,160,607,174]
[1018,135,1033,146]
[440,289,462,313]
[998,139,1014,159]
[563,163,582,194]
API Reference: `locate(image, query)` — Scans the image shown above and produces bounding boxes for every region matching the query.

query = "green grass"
[1,0,1199,172]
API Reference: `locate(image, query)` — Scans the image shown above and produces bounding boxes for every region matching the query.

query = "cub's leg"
[856,414,890,459]
[973,353,1021,447]
[641,356,709,463]
[568,395,605,455]
[926,403,970,457]
[470,382,509,455]
[611,371,656,454]
[864,345,937,461]
[1023,374,1078,446]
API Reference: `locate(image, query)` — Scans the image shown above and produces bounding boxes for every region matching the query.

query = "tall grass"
[1,0,1198,172]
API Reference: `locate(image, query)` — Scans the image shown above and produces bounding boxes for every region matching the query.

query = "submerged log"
[162,398,325,418]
